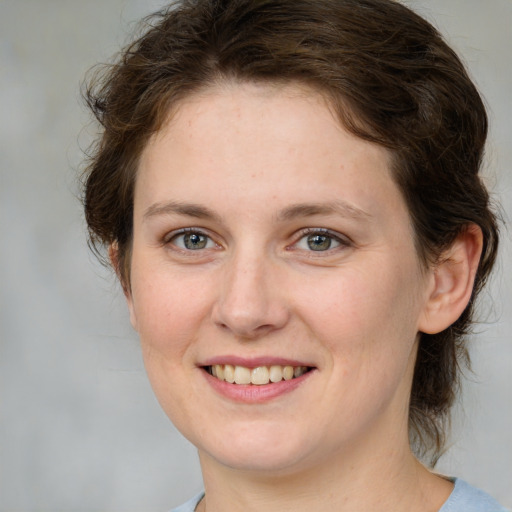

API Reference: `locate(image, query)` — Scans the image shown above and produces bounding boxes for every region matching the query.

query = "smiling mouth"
[204,364,312,385]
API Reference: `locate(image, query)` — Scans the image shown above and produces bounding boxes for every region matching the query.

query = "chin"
[194,422,323,474]
[206,445,310,474]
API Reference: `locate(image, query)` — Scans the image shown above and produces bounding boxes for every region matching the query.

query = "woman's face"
[127,83,435,473]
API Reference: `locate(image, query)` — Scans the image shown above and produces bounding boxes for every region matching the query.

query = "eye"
[168,230,217,251]
[294,229,347,252]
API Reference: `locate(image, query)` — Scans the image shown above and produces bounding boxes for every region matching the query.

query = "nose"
[211,251,290,339]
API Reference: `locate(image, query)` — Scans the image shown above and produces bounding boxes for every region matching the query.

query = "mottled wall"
[1,1,510,510]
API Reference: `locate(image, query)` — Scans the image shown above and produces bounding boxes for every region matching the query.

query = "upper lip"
[200,356,315,368]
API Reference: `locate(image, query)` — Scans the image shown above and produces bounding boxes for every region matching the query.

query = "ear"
[418,224,483,335]
[109,244,138,331]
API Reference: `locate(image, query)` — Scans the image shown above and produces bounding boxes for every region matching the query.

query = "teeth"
[251,366,270,385]
[269,365,283,383]
[224,364,235,383]
[294,366,307,378]
[215,364,224,380]
[234,366,251,385]
[283,365,294,380]
[207,364,310,385]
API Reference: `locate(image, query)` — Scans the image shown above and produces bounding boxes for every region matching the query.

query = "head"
[83,0,498,463]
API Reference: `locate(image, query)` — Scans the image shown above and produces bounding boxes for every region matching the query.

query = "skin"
[123,82,481,511]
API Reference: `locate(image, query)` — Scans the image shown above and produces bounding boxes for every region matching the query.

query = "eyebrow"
[143,199,371,224]
[143,201,222,223]
[277,201,372,222]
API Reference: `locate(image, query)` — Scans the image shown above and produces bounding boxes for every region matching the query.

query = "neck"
[197,428,452,512]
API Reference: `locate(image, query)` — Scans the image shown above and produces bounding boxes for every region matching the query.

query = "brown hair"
[82,0,499,463]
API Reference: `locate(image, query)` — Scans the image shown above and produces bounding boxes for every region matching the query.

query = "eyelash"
[290,228,352,254]
[164,228,219,252]
[164,227,351,255]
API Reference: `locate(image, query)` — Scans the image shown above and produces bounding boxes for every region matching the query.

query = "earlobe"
[109,244,138,331]
[418,224,483,334]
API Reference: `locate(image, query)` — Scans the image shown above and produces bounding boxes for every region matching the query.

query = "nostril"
[215,322,277,340]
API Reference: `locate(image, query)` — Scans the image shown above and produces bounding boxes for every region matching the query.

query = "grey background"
[0,1,510,510]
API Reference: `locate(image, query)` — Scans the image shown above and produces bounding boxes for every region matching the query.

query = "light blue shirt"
[170,478,509,512]
[439,479,508,512]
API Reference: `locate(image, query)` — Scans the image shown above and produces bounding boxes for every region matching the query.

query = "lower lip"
[202,369,314,403]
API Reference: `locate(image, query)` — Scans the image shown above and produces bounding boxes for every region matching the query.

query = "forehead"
[150,81,339,146]
[141,81,392,175]
[136,81,401,223]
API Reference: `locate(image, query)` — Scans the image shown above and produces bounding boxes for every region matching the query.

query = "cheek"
[129,266,212,424]
[130,263,215,357]
[294,259,423,364]
[295,265,421,427]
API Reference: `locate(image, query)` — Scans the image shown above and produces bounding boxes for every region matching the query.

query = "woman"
[82,0,507,510]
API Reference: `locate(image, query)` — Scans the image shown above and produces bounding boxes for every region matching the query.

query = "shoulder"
[169,492,205,512]
[440,478,509,512]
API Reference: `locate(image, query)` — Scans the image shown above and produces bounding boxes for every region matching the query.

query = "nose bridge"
[213,244,288,338]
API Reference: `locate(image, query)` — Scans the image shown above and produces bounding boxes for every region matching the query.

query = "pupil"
[184,233,207,250]
[307,234,331,251]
